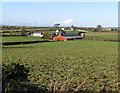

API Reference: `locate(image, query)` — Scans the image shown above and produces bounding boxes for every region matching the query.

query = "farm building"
[30,32,44,37]
[53,36,67,41]
[52,30,87,41]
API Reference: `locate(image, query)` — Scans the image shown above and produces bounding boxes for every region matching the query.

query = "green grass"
[2,40,118,91]
[2,36,47,42]
[86,32,118,41]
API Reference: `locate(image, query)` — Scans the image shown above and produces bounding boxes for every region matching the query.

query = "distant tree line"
[2,26,30,36]
[94,25,118,32]
[1,25,118,33]
[1,25,34,30]
[1,25,61,30]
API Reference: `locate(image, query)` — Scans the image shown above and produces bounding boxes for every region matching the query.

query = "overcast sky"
[2,2,118,27]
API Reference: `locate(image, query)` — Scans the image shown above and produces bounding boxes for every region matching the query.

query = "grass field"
[86,32,118,41]
[2,33,118,91]
[2,36,46,43]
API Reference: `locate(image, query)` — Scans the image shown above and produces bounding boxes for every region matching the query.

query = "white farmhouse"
[61,28,65,30]
[30,32,44,37]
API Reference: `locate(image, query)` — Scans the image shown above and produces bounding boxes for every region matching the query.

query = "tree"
[94,29,98,32]
[2,63,30,93]
[42,31,51,39]
[96,25,102,31]
[70,25,75,31]
[20,26,27,36]
[71,25,74,28]
[54,23,60,27]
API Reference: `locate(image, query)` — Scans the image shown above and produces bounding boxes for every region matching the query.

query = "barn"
[52,30,87,41]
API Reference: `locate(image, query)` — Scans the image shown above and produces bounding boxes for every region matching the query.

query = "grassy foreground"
[2,39,118,91]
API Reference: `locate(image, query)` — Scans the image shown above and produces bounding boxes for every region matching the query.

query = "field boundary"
[1,40,53,45]
[1,36,85,45]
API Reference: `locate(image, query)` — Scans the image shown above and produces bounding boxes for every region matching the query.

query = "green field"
[2,36,46,42]
[86,32,118,41]
[2,31,118,91]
